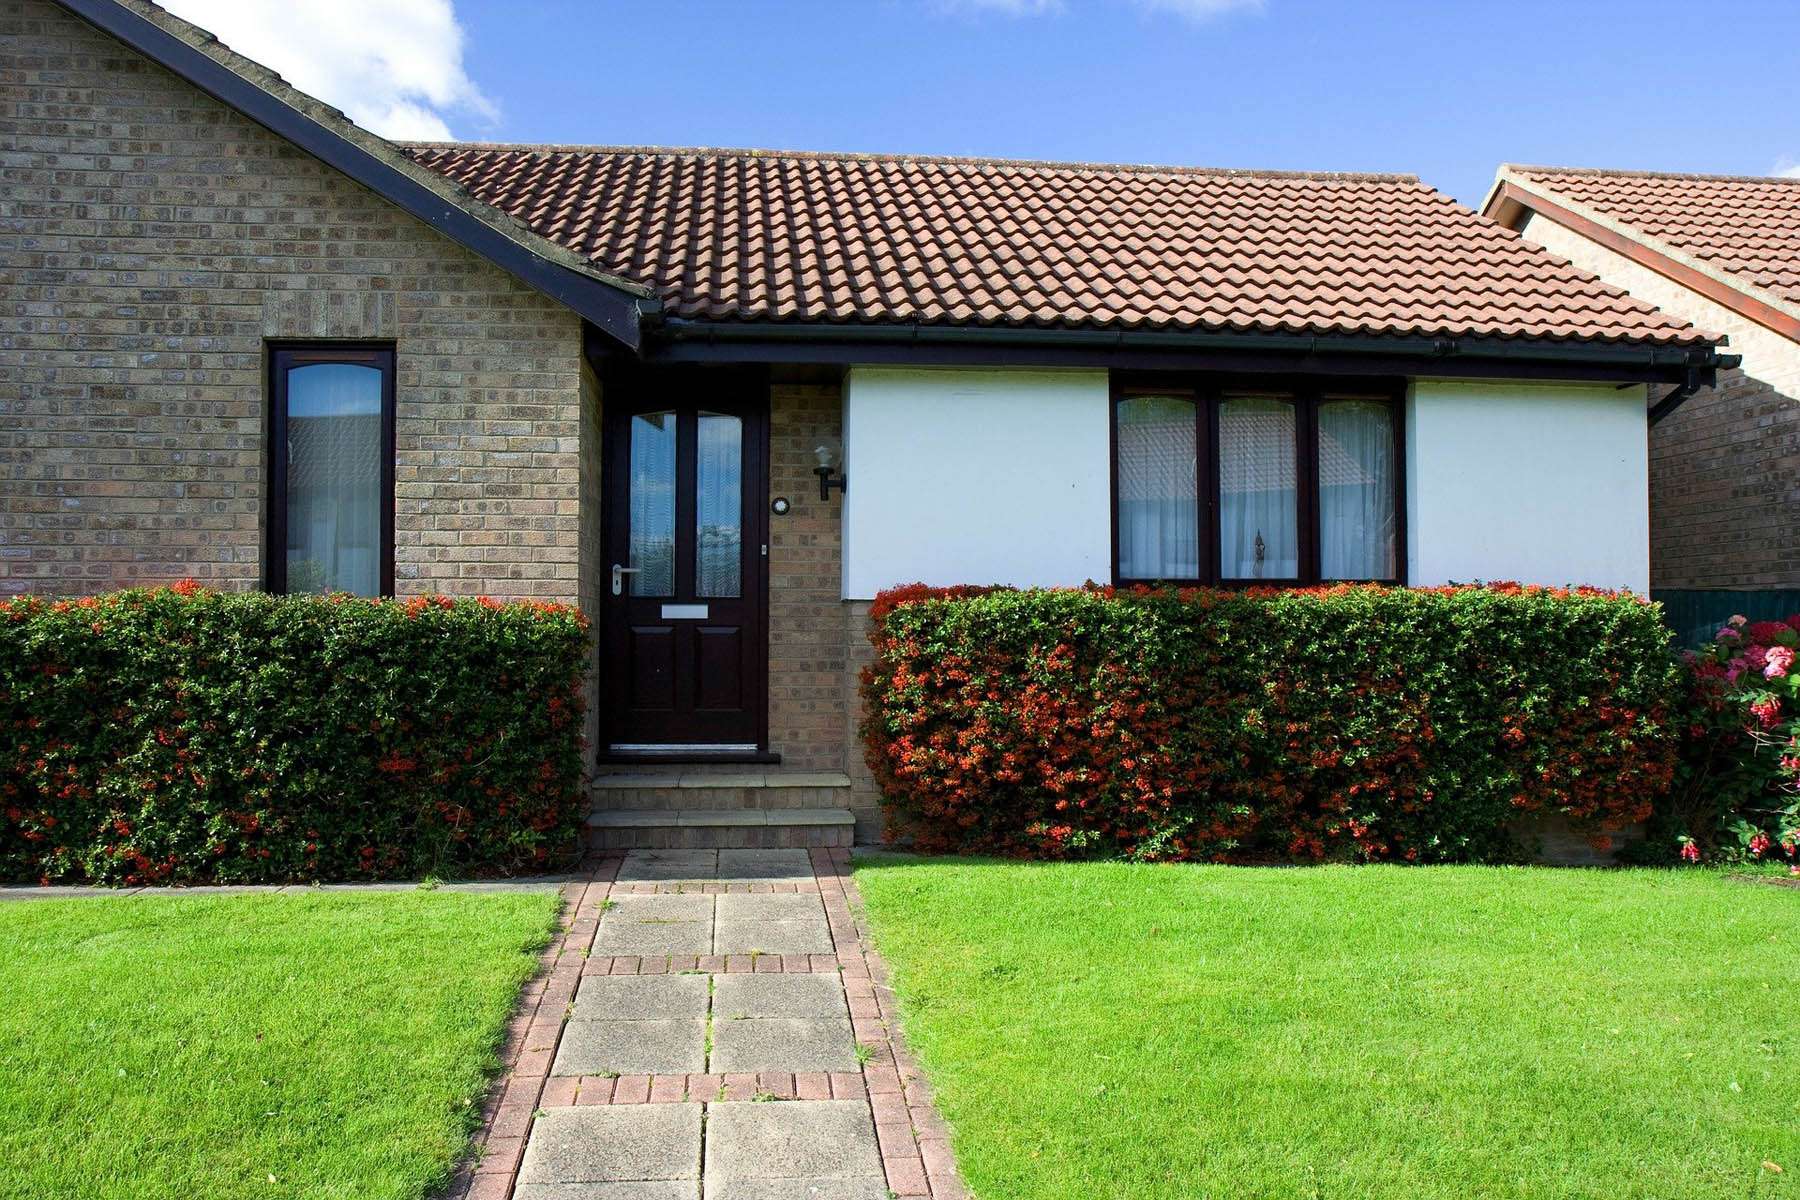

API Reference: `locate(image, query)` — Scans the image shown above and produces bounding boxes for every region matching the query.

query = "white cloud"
[158,0,494,141]
[1130,0,1264,18]
[1773,157,1800,179]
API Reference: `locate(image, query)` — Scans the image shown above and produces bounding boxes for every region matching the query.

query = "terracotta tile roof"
[401,144,1708,347]
[1501,165,1800,309]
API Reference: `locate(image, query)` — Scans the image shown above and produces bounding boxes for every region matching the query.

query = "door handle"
[611,564,641,596]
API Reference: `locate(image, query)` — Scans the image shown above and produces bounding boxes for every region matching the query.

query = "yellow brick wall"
[1,0,587,601]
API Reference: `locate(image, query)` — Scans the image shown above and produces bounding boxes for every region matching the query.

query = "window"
[1112,377,1403,585]
[1114,393,1200,580]
[268,345,395,597]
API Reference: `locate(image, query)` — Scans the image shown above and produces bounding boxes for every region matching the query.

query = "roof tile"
[1508,165,1800,306]
[403,144,1707,346]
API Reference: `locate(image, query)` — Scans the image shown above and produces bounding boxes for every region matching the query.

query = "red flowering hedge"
[861,583,1681,862]
[1,583,590,884]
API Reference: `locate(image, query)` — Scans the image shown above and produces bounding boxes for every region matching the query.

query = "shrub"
[861,583,1681,862]
[1657,614,1800,865]
[1,584,590,884]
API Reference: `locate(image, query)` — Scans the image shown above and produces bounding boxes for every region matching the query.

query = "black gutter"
[56,0,648,350]
[1648,352,1742,426]
[644,318,1731,389]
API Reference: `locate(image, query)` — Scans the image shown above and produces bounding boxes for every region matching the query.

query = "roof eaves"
[650,316,1730,386]
[1487,164,1800,342]
[54,0,654,349]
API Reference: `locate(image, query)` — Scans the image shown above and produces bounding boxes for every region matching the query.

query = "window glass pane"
[696,412,742,598]
[628,411,677,596]
[1219,394,1298,579]
[1115,395,1198,579]
[1319,399,1397,580]
[284,362,382,596]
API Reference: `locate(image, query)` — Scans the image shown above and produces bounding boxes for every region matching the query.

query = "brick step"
[584,808,854,850]
[590,770,851,812]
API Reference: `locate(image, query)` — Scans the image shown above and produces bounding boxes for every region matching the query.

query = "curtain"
[1219,395,1298,579]
[695,412,742,598]
[1116,395,1199,579]
[1318,400,1396,580]
[285,362,382,596]
[628,411,677,595]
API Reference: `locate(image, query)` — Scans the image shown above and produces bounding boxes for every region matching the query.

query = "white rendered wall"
[1406,379,1650,592]
[841,367,1112,599]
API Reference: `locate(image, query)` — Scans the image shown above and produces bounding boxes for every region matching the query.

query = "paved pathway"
[446,848,966,1200]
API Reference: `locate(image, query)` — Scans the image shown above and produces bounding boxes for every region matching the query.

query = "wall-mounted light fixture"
[813,443,847,502]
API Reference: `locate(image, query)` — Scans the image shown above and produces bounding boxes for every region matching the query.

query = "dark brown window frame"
[1109,372,1407,588]
[266,343,398,597]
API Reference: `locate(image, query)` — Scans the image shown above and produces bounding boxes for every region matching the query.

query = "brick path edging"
[441,848,967,1200]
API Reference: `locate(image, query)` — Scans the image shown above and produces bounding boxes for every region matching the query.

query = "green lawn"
[855,858,1798,1200]
[0,889,561,1200]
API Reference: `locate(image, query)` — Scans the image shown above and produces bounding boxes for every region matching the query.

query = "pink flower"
[1717,626,1742,642]
[1765,646,1795,679]
[1749,832,1772,858]
[1680,841,1701,863]
[1751,696,1783,729]
[1745,645,1770,670]
[1729,614,1749,628]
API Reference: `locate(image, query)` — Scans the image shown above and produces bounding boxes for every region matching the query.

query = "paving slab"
[716,849,814,881]
[712,919,834,957]
[615,850,719,882]
[709,1016,858,1073]
[702,1179,889,1200]
[518,1104,702,1187]
[703,1100,884,1199]
[553,1018,708,1076]
[594,894,715,955]
[714,893,824,922]
[712,974,848,1021]
[573,974,711,1021]
[516,1182,698,1200]
[0,886,146,900]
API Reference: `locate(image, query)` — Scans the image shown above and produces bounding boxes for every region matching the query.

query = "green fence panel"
[1653,589,1800,648]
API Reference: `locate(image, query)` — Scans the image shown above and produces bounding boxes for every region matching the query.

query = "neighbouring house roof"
[53,0,653,348]
[1483,165,1800,344]
[404,143,1710,351]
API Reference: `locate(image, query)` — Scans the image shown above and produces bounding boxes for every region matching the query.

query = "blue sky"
[166,0,1800,209]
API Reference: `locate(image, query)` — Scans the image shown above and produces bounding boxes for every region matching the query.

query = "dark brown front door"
[601,369,767,755]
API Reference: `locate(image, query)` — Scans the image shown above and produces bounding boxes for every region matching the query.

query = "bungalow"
[1482,166,1800,643]
[4,0,1733,845]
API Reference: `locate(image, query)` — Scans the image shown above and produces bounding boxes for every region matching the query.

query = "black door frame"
[597,361,773,762]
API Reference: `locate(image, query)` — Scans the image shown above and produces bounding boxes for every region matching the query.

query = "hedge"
[1,583,589,884]
[861,583,1681,862]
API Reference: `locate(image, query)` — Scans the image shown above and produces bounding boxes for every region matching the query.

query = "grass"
[0,889,561,1200]
[854,858,1799,1200]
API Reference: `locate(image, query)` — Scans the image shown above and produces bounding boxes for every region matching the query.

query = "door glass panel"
[696,411,743,598]
[284,362,382,597]
[1115,394,1199,579]
[628,411,677,596]
[1219,394,1299,579]
[1319,398,1397,580]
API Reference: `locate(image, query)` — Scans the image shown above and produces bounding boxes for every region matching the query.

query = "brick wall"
[764,377,884,837]
[1650,366,1800,590]
[842,600,884,841]
[1,0,588,601]
[766,379,847,771]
